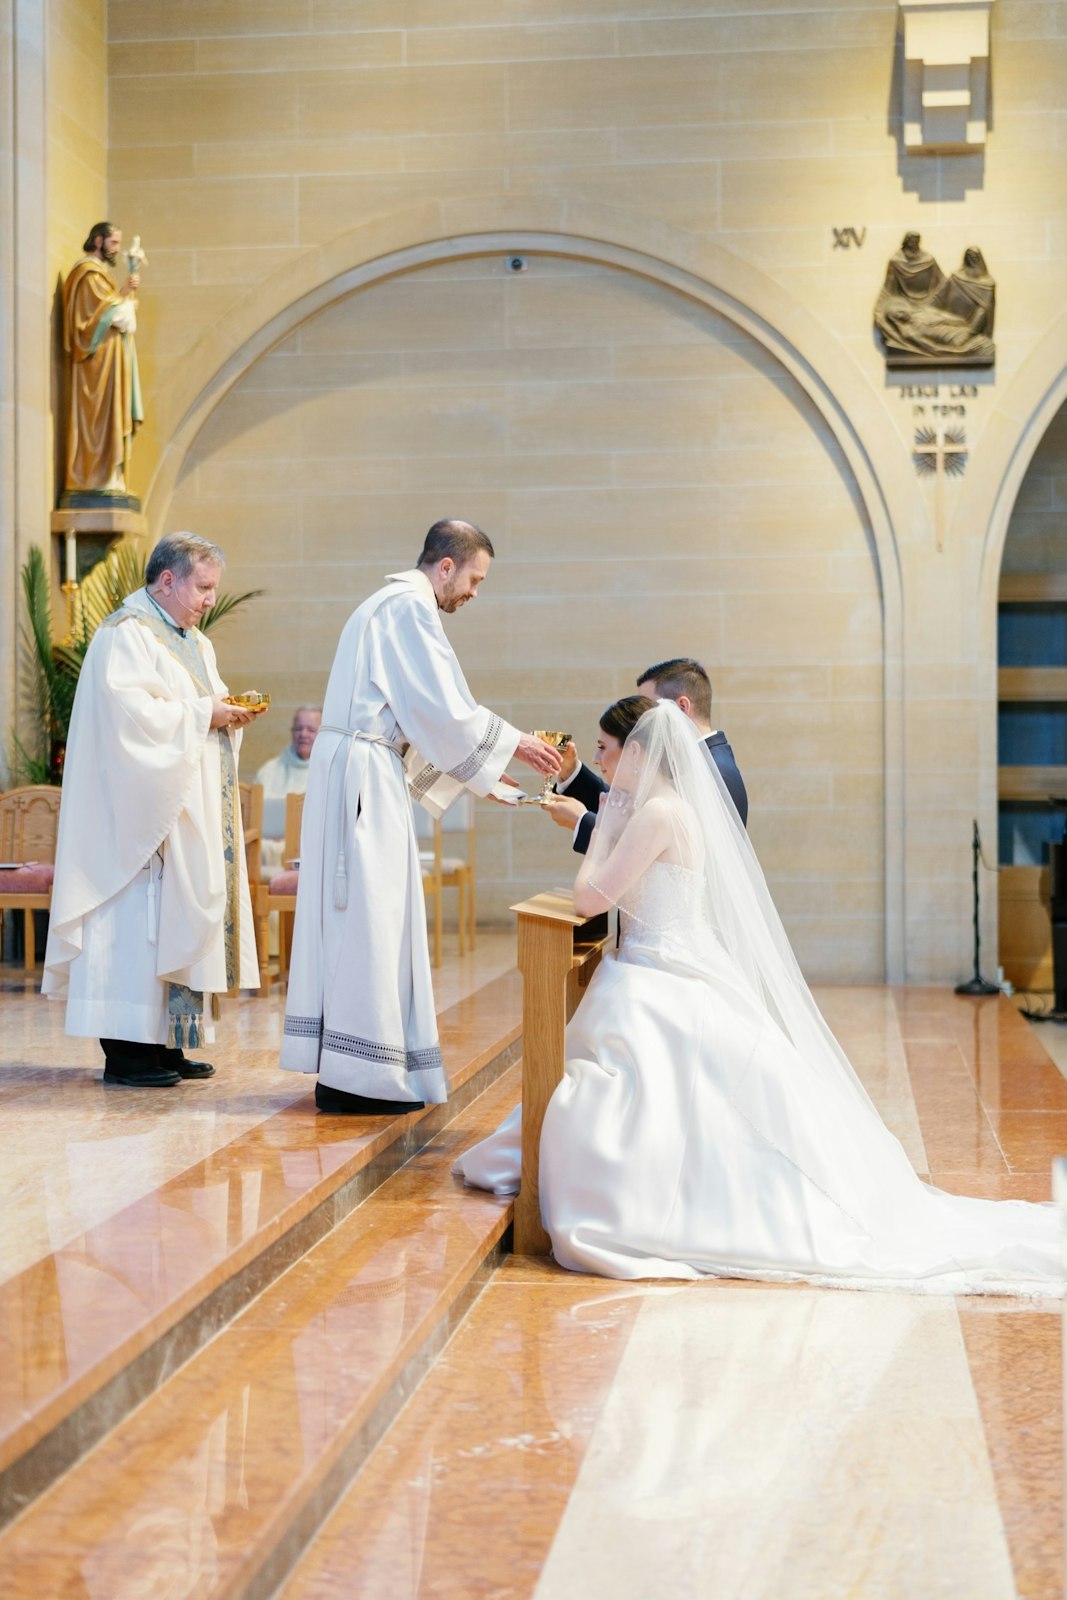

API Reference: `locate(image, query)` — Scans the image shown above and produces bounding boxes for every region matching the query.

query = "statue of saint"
[874,235,995,367]
[61,222,144,499]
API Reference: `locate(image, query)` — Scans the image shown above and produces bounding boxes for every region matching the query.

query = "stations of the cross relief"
[834,219,993,555]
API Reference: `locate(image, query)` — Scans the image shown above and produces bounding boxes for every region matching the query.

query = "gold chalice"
[224,690,271,716]
[528,730,571,805]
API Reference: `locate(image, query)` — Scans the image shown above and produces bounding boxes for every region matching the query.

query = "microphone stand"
[955,820,1000,996]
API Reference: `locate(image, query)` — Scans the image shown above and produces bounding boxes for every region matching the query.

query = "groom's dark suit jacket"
[564,731,748,856]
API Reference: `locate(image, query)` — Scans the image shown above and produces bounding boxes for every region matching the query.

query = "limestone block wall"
[48,0,108,288]
[168,256,885,979]
[91,0,1067,982]
[106,0,1067,450]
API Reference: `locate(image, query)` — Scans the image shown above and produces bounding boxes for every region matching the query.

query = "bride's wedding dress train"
[457,862,1061,1292]
[456,707,1063,1296]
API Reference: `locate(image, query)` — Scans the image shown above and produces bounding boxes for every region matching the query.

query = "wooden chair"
[259,792,303,994]
[0,785,61,972]
[239,781,266,989]
[416,792,477,967]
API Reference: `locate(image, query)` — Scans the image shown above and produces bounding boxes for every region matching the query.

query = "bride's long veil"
[584,703,891,1212]
[560,702,1061,1292]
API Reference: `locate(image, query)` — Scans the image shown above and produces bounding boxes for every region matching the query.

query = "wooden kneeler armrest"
[510,891,609,1255]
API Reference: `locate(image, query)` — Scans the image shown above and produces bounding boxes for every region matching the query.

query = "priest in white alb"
[256,705,322,870]
[43,532,262,1088]
[280,519,561,1114]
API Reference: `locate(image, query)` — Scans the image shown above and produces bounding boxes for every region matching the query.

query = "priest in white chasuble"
[42,533,262,1088]
[280,519,562,1116]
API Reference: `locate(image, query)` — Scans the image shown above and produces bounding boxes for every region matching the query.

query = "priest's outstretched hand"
[515,732,563,777]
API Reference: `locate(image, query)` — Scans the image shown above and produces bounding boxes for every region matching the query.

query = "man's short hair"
[146,532,226,585]
[83,221,113,253]
[416,519,494,569]
[291,705,322,726]
[637,657,712,723]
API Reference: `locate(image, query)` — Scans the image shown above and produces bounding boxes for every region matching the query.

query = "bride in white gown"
[456,701,1063,1295]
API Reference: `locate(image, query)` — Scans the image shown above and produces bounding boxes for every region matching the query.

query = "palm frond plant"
[16,545,79,782]
[11,542,263,784]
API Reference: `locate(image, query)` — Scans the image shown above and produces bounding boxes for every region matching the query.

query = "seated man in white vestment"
[280,519,562,1116]
[256,705,322,872]
[42,532,262,1088]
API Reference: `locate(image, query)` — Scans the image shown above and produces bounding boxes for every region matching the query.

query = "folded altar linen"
[488,780,527,805]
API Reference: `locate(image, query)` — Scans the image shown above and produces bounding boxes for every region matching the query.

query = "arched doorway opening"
[994,398,1067,994]
[163,239,901,979]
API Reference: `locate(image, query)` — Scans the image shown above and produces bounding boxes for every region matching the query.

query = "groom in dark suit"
[547,657,748,854]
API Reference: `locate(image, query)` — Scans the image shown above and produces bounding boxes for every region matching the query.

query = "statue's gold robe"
[62,256,143,493]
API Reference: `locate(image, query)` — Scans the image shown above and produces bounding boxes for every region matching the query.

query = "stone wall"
[103,0,1067,982]
[169,256,886,977]
[48,0,108,286]
[4,1,1067,979]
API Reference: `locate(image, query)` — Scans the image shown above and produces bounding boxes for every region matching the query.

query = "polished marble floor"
[279,985,1067,1600]
[0,930,516,1280]
[1016,993,1067,1082]
[0,958,1063,1598]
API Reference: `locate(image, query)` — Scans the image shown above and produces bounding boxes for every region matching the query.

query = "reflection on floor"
[0,957,1062,1598]
[1016,990,1067,1081]
[0,930,516,1277]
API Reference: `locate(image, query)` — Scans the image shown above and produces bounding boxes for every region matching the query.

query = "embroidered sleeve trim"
[322,1029,444,1075]
[284,1015,324,1038]
[448,712,503,785]
[408,763,443,804]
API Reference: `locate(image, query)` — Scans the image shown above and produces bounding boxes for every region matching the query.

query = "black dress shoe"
[160,1047,215,1079]
[102,1061,181,1088]
[314,1082,425,1116]
[100,1038,181,1088]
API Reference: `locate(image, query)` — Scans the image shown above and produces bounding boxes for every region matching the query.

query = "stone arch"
[956,317,1067,885]
[143,199,919,978]
[965,316,1067,622]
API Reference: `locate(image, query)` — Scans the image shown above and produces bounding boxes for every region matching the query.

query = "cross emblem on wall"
[913,425,967,552]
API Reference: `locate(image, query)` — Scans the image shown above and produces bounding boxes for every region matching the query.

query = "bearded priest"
[42,533,262,1087]
[280,519,561,1115]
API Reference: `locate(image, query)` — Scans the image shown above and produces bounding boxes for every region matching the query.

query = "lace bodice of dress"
[619,860,708,950]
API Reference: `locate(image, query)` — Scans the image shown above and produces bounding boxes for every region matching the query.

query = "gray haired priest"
[43,533,262,1087]
[280,519,561,1115]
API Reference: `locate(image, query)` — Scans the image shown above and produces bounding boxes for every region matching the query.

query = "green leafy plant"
[11,542,263,784]
[17,545,78,782]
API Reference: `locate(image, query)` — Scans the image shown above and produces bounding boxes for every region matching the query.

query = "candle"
[65,531,76,585]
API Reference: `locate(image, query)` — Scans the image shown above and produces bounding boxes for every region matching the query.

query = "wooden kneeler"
[510,891,608,1255]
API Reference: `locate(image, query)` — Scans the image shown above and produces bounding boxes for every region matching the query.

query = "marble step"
[0,972,521,1530]
[273,1253,639,1600]
[0,1061,522,1600]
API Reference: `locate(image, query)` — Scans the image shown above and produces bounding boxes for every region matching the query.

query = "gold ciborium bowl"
[223,690,271,716]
